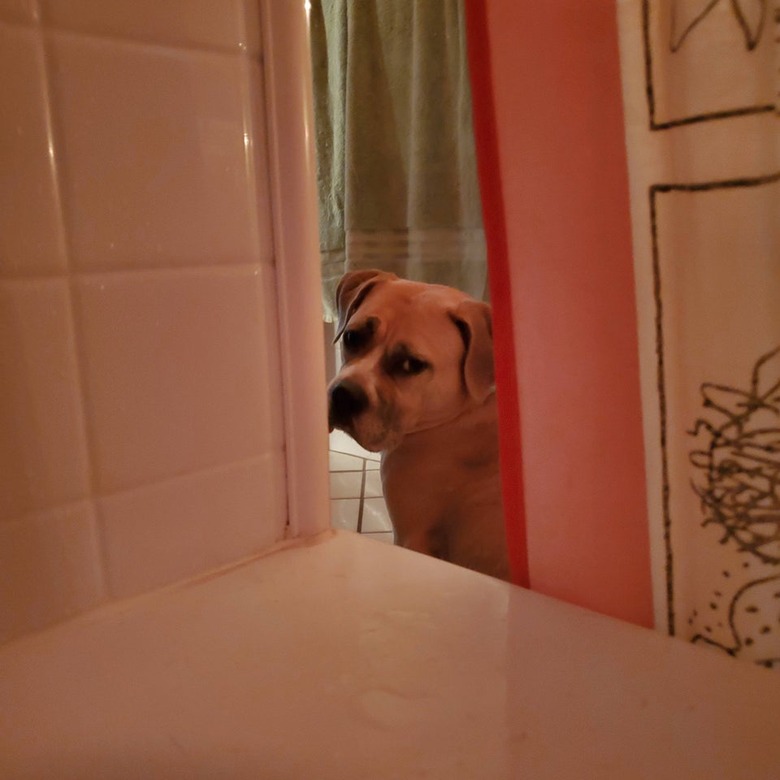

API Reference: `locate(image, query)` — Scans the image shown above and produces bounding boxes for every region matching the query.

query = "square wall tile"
[99,454,286,599]
[47,34,272,271]
[75,266,284,493]
[0,0,38,24]
[41,0,253,53]
[0,24,66,275]
[329,451,364,472]
[0,501,104,646]
[330,499,359,532]
[0,279,90,522]
[363,470,383,498]
[329,471,363,500]
[361,498,392,533]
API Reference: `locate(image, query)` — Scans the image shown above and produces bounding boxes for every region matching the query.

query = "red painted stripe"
[464,0,529,588]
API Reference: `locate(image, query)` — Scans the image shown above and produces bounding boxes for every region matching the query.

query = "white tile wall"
[0,501,103,643]
[0,1,287,645]
[47,35,271,271]
[74,265,284,493]
[99,454,286,599]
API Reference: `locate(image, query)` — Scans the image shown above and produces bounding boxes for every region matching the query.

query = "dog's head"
[327,269,495,452]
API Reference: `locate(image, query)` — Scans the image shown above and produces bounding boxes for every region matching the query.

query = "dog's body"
[327,270,509,581]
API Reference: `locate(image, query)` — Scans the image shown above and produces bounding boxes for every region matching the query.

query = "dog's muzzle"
[328,379,369,431]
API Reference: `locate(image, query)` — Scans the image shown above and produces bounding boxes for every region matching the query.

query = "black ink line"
[731,0,768,50]
[670,0,721,51]
[652,105,776,131]
[649,188,675,636]
[642,0,658,132]
[653,170,780,194]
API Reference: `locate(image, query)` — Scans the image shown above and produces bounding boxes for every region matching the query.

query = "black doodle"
[688,346,780,565]
[649,172,780,635]
[686,347,780,667]
[642,0,775,129]
[690,574,780,667]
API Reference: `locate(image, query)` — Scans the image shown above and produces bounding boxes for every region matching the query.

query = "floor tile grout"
[329,443,391,539]
[330,448,380,462]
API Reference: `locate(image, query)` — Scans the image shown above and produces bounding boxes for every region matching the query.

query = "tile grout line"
[38,27,111,602]
[0,259,275,284]
[39,23,263,61]
[328,442,381,461]
[0,453,281,528]
[356,458,368,534]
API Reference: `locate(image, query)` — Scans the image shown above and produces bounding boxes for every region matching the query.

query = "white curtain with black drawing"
[617,0,779,667]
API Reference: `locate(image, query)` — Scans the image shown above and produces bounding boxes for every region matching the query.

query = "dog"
[327,269,509,581]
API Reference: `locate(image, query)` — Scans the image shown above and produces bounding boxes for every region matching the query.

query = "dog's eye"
[342,320,377,352]
[399,357,428,376]
[343,329,364,351]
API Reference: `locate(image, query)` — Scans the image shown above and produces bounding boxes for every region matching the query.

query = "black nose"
[328,379,369,429]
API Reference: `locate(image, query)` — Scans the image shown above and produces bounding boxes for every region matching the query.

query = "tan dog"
[328,270,509,581]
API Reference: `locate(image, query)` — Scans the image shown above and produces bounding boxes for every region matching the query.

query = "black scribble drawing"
[689,346,780,563]
[671,0,767,52]
[687,346,780,666]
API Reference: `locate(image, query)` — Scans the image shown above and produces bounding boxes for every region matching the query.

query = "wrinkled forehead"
[355,279,469,318]
[349,282,466,355]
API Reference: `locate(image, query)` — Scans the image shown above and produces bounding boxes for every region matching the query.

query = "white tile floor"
[329,430,394,545]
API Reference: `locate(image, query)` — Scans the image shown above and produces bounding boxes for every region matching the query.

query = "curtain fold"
[617,0,779,667]
[309,0,486,321]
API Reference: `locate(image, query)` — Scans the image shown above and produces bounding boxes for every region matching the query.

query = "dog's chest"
[380,421,499,518]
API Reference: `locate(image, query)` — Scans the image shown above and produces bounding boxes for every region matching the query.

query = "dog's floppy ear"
[449,300,495,403]
[334,269,397,341]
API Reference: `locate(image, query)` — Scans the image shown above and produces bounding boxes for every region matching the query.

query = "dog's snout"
[329,379,369,429]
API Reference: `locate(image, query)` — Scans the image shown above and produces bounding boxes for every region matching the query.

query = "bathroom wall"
[0,0,289,645]
[477,0,655,626]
